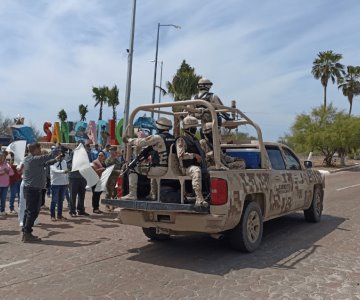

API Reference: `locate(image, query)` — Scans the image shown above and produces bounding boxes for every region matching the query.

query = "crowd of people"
[0,142,125,243]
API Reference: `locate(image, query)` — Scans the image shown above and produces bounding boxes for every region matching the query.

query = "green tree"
[288,104,360,166]
[338,65,360,116]
[166,60,201,135]
[166,60,201,101]
[311,50,345,109]
[57,109,68,122]
[92,86,108,120]
[106,85,120,121]
[79,104,89,122]
[0,113,14,136]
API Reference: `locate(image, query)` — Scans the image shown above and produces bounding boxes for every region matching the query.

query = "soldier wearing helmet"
[194,78,224,122]
[121,117,175,200]
[200,122,246,170]
[175,116,209,208]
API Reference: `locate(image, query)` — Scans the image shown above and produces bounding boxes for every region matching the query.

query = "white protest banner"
[71,143,99,186]
[6,140,27,165]
[95,165,115,192]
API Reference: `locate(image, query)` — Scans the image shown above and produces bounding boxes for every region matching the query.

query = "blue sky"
[1,0,360,141]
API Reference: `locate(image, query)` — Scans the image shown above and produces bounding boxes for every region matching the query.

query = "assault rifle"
[121,146,153,175]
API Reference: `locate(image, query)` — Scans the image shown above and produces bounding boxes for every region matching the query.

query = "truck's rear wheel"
[229,201,263,252]
[142,227,170,241]
[304,187,323,223]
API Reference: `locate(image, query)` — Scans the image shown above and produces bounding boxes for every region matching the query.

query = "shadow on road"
[40,239,102,247]
[95,224,120,229]
[39,223,74,230]
[0,230,20,236]
[127,213,345,275]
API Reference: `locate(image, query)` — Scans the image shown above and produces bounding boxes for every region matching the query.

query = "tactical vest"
[196,92,223,125]
[197,92,213,102]
[151,132,175,167]
[179,135,202,168]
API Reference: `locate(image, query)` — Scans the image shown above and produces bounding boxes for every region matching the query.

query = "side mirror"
[304,160,313,169]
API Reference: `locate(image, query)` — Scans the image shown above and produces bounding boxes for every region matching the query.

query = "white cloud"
[1,0,360,141]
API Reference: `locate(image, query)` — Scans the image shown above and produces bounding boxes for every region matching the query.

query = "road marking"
[0,259,29,269]
[336,184,360,191]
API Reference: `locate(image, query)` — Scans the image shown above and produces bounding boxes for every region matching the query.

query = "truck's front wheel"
[229,201,263,252]
[304,187,323,223]
[142,228,170,241]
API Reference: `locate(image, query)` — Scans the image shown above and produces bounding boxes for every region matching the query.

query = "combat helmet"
[183,116,198,129]
[156,117,172,130]
[197,78,213,91]
[203,122,213,134]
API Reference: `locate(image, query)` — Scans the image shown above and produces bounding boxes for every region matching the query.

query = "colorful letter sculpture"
[60,122,70,143]
[115,119,123,145]
[43,122,52,142]
[51,122,61,143]
[75,121,88,143]
[86,121,98,145]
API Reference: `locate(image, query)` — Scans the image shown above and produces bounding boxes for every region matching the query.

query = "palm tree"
[57,109,68,122]
[338,65,360,116]
[107,85,120,121]
[166,60,201,101]
[79,104,89,121]
[92,86,108,120]
[166,60,201,136]
[312,50,345,109]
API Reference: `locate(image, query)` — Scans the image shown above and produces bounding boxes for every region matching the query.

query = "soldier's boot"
[193,185,209,207]
[22,233,42,243]
[194,186,208,208]
[195,197,208,208]
[120,173,137,200]
[146,179,157,201]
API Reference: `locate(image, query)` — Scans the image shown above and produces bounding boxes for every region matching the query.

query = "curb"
[329,164,360,174]
[316,164,359,175]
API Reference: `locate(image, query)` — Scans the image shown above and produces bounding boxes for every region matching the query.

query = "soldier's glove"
[127,138,135,145]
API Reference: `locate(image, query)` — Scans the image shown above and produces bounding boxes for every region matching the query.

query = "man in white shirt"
[50,155,69,221]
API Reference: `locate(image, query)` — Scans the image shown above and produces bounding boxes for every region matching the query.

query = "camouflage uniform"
[193,91,224,124]
[105,156,122,199]
[200,138,246,169]
[121,117,175,201]
[127,133,174,199]
[176,120,208,208]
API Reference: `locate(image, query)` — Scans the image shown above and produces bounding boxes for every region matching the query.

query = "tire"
[142,227,170,241]
[229,201,263,252]
[304,187,323,223]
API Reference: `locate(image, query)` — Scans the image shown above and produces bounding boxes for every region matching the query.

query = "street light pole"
[123,0,136,136]
[157,60,163,118]
[151,23,180,120]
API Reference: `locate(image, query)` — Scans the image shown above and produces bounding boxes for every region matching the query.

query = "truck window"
[266,147,286,170]
[283,147,301,170]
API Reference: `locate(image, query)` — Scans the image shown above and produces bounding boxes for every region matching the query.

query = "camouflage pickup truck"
[102,100,325,252]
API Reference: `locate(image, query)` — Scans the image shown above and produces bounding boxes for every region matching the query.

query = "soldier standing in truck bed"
[176,116,208,208]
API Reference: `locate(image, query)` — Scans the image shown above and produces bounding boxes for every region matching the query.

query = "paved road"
[0,168,360,299]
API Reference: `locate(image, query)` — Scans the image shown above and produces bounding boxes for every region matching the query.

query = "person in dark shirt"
[22,143,60,242]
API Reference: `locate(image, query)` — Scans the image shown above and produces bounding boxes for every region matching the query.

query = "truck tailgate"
[101,199,209,214]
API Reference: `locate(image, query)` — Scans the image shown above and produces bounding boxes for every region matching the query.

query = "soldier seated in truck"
[120,117,175,200]
[175,116,209,208]
[200,122,246,170]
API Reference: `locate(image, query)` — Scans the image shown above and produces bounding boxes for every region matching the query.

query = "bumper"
[101,199,226,233]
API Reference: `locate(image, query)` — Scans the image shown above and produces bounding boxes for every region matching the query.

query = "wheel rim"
[315,190,322,216]
[247,211,260,243]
